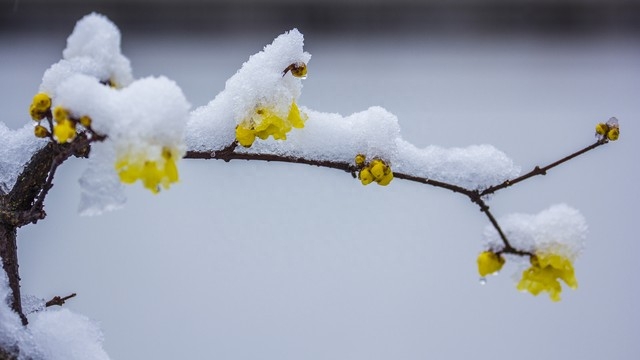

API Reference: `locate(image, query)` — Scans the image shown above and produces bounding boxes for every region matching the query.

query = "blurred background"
[2,1,640,359]
[2,0,640,34]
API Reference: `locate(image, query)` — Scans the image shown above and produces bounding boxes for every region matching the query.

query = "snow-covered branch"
[0,12,622,360]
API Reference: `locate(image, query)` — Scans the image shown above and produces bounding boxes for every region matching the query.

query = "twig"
[186,136,610,254]
[45,293,77,307]
[0,131,100,325]
[480,139,608,196]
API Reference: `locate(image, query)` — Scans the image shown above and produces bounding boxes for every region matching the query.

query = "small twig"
[480,139,608,196]
[45,293,77,307]
[186,135,611,254]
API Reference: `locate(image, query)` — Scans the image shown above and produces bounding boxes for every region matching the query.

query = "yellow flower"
[235,101,306,148]
[377,171,394,186]
[595,118,620,142]
[370,159,386,179]
[29,93,51,121]
[115,147,181,194]
[235,125,255,147]
[53,119,76,143]
[357,157,394,187]
[53,106,69,123]
[477,251,505,277]
[79,115,92,128]
[283,62,308,79]
[517,253,577,302]
[34,124,50,138]
[359,168,374,185]
[595,123,608,136]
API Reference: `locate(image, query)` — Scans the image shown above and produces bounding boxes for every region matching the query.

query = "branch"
[186,136,611,256]
[0,131,96,325]
[480,139,608,196]
[45,293,77,307]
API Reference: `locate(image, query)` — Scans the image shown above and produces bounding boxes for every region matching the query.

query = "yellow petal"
[359,168,374,185]
[236,125,256,147]
[287,101,306,129]
[477,251,505,277]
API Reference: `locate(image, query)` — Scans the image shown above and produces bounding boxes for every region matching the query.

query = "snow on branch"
[0,11,622,360]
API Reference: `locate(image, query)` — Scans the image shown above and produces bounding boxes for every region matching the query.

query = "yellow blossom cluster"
[115,147,181,194]
[477,251,505,277]
[28,92,94,144]
[595,117,620,141]
[235,101,306,148]
[355,154,394,186]
[517,253,578,302]
[29,93,54,140]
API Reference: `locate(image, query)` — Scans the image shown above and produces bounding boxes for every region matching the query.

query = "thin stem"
[480,139,607,196]
[186,136,611,255]
[45,293,77,307]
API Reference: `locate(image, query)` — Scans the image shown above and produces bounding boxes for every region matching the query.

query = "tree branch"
[480,139,608,196]
[45,293,77,307]
[0,133,94,325]
[186,136,611,257]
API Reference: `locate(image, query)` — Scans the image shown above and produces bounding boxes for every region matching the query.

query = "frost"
[0,260,111,359]
[187,28,310,152]
[0,123,47,193]
[484,204,588,259]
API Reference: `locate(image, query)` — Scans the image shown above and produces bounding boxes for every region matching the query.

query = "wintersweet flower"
[235,101,306,147]
[595,117,620,142]
[50,106,78,143]
[477,251,505,277]
[115,147,181,194]
[29,92,52,121]
[34,125,50,138]
[355,155,394,186]
[53,119,77,144]
[517,253,577,302]
[283,62,308,78]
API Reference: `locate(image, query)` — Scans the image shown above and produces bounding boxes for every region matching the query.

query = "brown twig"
[0,130,101,325]
[45,293,77,307]
[480,139,608,196]
[186,136,610,256]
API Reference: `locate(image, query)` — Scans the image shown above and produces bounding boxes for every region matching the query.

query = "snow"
[0,123,47,194]
[38,12,189,214]
[484,204,588,260]
[26,309,110,360]
[185,29,520,190]
[40,13,133,95]
[238,106,520,189]
[77,142,126,216]
[53,74,190,215]
[186,28,310,152]
[0,259,110,360]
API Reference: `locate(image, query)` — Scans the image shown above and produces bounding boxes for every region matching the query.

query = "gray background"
[2,0,639,359]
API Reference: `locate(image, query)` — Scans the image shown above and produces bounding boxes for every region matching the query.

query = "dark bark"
[0,143,58,326]
[0,224,25,325]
